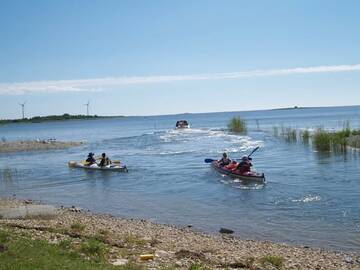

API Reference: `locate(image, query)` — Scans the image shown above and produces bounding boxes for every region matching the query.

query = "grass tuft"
[80,238,108,260]
[313,129,331,151]
[189,262,209,270]
[228,117,247,133]
[301,129,310,144]
[260,255,284,269]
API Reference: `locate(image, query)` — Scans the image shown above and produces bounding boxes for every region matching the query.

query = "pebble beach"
[0,198,359,270]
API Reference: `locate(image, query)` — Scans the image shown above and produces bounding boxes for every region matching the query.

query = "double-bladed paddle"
[204,146,260,163]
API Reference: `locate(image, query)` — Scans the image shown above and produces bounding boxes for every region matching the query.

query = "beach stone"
[155,250,172,258]
[344,255,353,264]
[112,258,129,266]
[219,227,234,234]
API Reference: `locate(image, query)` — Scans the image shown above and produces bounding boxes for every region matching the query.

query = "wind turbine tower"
[19,102,26,119]
[84,101,90,116]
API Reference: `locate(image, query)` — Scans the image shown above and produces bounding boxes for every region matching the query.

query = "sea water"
[0,106,360,251]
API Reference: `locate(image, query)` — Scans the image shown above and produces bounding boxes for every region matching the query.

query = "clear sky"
[0,0,360,118]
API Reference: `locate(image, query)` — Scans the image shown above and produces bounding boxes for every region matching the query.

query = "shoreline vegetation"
[0,198,359,270]
[0,139,84,153]
[0,114,123,125]
[228,117,247,133]
[272,124,360,151]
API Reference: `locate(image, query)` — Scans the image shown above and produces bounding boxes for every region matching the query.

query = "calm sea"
[1,106,360,251]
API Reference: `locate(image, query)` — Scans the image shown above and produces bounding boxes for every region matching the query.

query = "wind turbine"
[18,101,26,119]
[84,101,90,116]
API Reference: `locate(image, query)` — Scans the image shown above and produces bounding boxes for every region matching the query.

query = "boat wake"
[291,194,321,203]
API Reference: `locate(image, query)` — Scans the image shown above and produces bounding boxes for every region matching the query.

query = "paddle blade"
[204,158,215,163]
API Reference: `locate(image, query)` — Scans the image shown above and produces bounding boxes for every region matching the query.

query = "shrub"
[228,117,247,133]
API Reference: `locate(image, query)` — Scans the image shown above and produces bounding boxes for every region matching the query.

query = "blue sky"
[0,0,360,118]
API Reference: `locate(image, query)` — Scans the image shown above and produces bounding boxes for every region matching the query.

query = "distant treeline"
[0,114,122,124]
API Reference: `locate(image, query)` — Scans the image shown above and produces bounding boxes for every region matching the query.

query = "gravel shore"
[0,140,83,153]
[0,198,359,269]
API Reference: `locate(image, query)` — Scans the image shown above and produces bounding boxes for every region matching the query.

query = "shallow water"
[1,106,360,251]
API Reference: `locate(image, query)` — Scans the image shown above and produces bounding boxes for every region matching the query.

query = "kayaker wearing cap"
[236,156,252,174]
[85,152,96,165]
[218,152,231,167]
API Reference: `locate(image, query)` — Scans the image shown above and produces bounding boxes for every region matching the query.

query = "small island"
[0,139,84,153]
[0,114,123,125]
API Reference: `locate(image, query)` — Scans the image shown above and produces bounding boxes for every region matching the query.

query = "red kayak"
[211,161,265,183]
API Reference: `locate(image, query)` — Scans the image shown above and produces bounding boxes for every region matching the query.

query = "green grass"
[260,255,284,269]
[313,129,331,151]
[312,127,360,152]
[80,238,109,261]
[189,263,209,270]
[0,228,139,270]
[301,129,310,144]
[228,116,247,133]
[273,126,298,143]
[281,127,297,143]
[123,233,148,247]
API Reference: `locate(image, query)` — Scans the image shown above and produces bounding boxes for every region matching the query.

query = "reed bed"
[228,116,247,133]
[271,123,360,153]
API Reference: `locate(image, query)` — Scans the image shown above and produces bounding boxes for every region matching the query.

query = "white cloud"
[1,64,360,94]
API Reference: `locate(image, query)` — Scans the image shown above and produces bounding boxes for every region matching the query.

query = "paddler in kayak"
[99,153,112,167]
[218,152,231,167]
[85,152,96,165]
[236,156,253,174]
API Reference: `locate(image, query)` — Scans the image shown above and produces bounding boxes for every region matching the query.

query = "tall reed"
[228,117,247,133]
[313,129,331,151]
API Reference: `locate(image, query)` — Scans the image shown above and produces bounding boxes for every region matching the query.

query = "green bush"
[228,117,247,133]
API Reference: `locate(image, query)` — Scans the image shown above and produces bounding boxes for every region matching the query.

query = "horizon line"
[1,64,360,94]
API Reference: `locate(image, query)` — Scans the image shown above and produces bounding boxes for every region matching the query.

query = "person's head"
[223,153,227,158]
[88,152,94,157]
[241,156,249,161]
[102,153,106,158]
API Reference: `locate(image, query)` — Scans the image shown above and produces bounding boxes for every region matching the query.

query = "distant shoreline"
[0,114,124,125]
[1,104,359,122]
